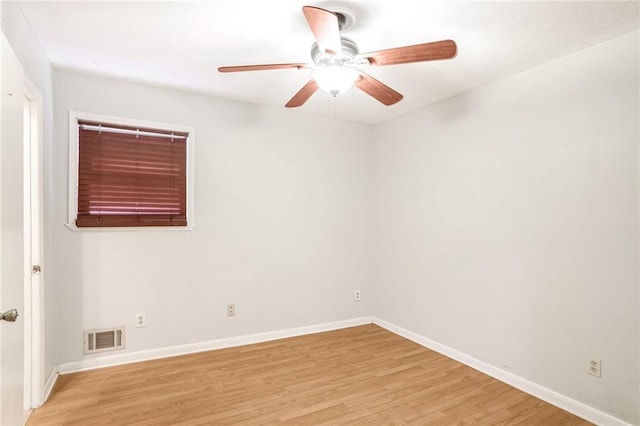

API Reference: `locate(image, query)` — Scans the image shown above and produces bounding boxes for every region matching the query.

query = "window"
[69,112,195,229]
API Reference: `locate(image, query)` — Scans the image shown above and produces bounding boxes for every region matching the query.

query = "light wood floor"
[28,324,591,425]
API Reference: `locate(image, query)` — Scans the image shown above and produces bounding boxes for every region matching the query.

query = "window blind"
[76,120,188,227]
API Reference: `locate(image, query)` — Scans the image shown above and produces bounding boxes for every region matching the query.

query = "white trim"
[22,93,32,413]
[58,317,374,374]
[373,318,634,426]
[66,111,196,231]
[63,223,197,232]
[23,77,45,411]
[43,367,58,403]
[23,409,32,424]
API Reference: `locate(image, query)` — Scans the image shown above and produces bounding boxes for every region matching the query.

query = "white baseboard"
[43,366,59,403]
[58,317,374,374]
[23,409,32,425]
[373,318,634,426]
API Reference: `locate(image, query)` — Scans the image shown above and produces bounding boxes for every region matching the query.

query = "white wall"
[1,0,56,400]
[52,70,373,364]
[372,30,639,424]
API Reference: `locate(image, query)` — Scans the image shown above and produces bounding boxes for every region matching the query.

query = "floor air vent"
[84,327,125,354]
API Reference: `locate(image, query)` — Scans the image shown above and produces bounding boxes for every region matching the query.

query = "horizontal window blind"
[76,120,188,227]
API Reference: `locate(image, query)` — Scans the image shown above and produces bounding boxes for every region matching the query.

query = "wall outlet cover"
[588,358,601,377]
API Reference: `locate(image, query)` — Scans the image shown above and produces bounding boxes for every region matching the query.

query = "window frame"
[67,111,196,231]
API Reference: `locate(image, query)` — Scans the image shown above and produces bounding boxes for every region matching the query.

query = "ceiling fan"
[218,5,457,108]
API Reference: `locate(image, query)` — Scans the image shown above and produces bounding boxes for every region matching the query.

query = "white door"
[1,33,26,426]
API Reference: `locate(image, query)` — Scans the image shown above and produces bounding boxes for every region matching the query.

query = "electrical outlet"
[135,312,146,328]
[588,358,601,377]
[227,304,235,317]
[354,290,361,301]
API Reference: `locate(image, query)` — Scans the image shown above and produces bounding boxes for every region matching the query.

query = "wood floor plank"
[27,325,592,425]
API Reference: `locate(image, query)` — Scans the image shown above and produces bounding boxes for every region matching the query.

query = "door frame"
[23,77,44,413]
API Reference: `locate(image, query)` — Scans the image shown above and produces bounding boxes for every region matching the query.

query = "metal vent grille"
[84,327,125,354]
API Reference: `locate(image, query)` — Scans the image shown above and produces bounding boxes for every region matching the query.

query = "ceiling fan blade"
[364,40,457,66]
[302,6,342,56]
[355,72,403,106]
[285,80,319,108]
[218,63,309,73]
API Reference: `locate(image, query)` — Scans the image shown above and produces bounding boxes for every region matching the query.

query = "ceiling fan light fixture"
[312,65,359,96]
[219,6,457,108]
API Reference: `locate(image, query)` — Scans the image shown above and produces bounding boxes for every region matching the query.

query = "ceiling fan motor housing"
[311,36,359,66]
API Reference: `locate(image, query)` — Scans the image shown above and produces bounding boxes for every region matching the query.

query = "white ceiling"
[16,1,640,124]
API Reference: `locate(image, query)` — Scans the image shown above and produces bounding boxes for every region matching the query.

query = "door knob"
[0,309,18,322]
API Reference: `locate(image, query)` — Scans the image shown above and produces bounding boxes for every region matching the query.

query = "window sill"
[65,222,197,232]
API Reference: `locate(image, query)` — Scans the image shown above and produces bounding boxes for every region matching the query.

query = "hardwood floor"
[28,325,591,425]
